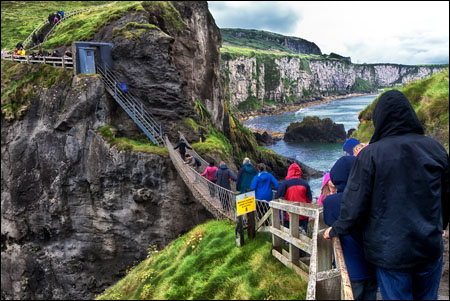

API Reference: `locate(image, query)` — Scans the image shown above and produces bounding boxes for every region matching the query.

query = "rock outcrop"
[284,116,347,143]
[93,1,224,141]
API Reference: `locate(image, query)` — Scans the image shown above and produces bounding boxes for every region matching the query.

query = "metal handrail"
[96,64,164,146]
[2,53,73,68]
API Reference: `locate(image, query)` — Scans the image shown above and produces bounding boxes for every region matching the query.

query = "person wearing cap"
[343,138,361,156]
[324,90,448,300]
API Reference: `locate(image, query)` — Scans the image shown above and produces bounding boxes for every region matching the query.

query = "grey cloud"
[208,1,301,34]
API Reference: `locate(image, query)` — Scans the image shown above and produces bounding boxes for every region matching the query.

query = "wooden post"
[272,207,281,250]
[289,212,300,265]
[248,211,255,239]
[235,215,244,247]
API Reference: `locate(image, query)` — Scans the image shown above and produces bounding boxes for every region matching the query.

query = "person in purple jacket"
[323,156,377,300]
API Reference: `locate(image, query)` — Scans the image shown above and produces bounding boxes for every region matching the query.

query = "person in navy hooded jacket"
[323,156,377,300]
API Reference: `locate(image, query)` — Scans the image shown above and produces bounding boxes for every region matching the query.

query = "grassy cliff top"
[221,28,321,54]
[353,68,449,151]
[96,220,307,300]
[1,1,110,50]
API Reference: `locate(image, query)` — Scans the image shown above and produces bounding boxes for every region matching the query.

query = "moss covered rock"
[284,116,346,143]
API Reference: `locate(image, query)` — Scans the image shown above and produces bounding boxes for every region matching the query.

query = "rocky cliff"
[92,1,224,140]
[1,70,213,300]
[221,51,448,108]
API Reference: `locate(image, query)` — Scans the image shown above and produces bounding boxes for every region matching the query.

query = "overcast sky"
[208,1,449,65]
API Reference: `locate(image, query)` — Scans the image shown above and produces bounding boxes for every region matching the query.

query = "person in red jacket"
[275,163,312,233]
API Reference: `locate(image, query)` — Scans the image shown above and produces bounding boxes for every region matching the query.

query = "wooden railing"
[269,199,353,300]
[2,53,73,68]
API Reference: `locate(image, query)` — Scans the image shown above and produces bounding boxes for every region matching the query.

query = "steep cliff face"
[222,53,447,108]
[1,72,212,300]
[92,1,224,141]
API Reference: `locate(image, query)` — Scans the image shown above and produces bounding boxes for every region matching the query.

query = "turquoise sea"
[243,94,378,199]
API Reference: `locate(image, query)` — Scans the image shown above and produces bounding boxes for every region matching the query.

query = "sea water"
[243,94,378,199]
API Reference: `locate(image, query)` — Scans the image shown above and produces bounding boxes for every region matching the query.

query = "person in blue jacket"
[323,156,377,300]
[249,163,279,202]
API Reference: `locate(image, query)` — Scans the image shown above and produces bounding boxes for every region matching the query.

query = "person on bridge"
[323,156,377,300]
[173,138,192,160]
[250,163,279,202]
[324,90,449,300]
[214,161,237,210]
[185,154,202,184]
[274,163,311,234]
[201,161,218,199]
[236,157,257,194]
[343,138,360,156]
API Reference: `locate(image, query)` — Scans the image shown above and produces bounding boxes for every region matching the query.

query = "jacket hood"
[219,164,228,170]
[343,138,360,156]
[321,173,331,190]
[257,171,272,181]
[285,163,302,180]
[330,156,355,192]
[243,163,256,173]
[370,90,424,144]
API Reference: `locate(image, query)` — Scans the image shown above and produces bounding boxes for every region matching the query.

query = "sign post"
[235,191,257,246]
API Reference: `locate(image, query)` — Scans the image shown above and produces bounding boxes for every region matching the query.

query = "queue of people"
[177,90,448,301]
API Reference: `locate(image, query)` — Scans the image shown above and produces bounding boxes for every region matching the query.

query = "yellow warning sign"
[236,191,256,216]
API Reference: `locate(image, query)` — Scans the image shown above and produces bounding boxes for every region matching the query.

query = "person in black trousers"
[173,138,192,160]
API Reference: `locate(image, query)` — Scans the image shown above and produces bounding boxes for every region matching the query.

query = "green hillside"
[221,28,321,55]
[353,68,449,152]
[96,220,307,300]
[1,1,110,50]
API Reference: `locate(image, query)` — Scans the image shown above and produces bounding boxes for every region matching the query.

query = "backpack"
[194,157,202,167]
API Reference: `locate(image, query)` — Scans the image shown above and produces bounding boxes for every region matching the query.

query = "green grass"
[1,60,73,120]
[98,125,168,156]
[353,68,449,151]
[43,1,144,48]
[221,28,320,56]
[1,1,110,50]
[96,220,307,300]
[191,126,233,160]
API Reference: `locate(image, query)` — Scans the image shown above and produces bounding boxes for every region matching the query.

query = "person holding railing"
[250,163,279,219]
[323,90,449,300]
[214,161,237,211]
[274,163,311,234]
[184,154,202,184]
[201,161,218,199]
[236,157,257,194]
[174,138,192,160]
[322,156,377,300]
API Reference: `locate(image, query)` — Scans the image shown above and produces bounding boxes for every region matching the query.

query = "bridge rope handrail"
[166,135,236,219]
